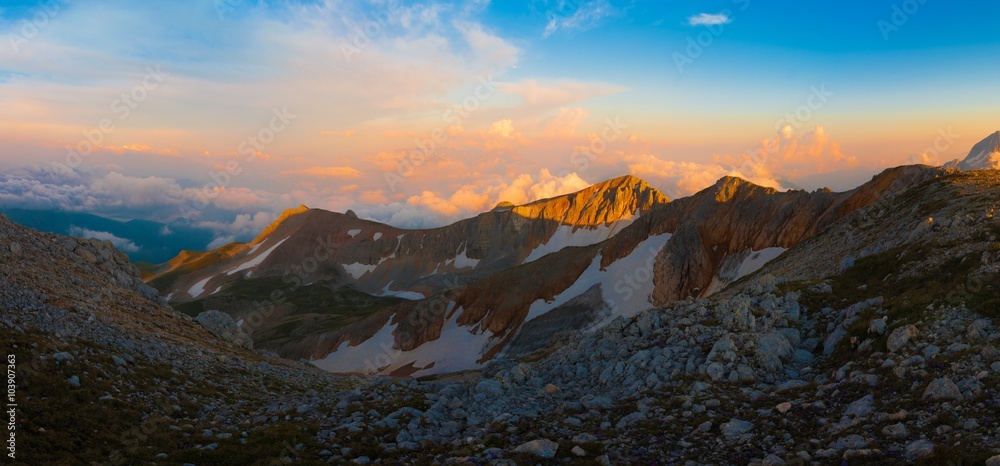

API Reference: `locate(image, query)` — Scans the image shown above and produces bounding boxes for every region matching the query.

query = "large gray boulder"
[195,310,254,350]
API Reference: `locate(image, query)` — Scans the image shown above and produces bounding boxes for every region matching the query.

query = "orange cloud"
[280,166,364,179]
[321,129,358,137]
[100,144,179,157]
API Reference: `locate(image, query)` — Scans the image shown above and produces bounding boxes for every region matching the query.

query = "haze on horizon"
[0,0,998,246]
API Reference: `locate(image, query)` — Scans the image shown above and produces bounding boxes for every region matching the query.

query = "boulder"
[513,439,558,458]
[922,377,963,401]
[195,310,254,350]
[887,325,918,352]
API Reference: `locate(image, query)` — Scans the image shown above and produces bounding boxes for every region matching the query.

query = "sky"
[0,0,998,243]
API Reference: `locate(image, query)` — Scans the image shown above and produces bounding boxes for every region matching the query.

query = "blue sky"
[0,0,997,236]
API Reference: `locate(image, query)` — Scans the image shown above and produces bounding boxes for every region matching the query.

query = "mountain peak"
[512,175,668,226]
[709,176,772,202]
[954,131,1000,170]
[250,204,311,245]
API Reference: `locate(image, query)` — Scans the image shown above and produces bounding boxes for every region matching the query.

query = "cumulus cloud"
[403,169,590,221]
[577,125,864,199]
[487,119,518,138]
[199,211,278,249]
[67,227,141,253]
[688,13,732,26]
[0,166,274,224]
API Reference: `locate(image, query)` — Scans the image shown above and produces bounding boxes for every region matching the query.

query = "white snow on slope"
[226,237,290,276]
[311,315,399,374]
[188,276,212,298]
[347,229,362,238]
[452,246,480,269]
[373,232,383,241]
[311,303,494,376]
[703,247,787,296]
[375,281,426,300]
[522,220,633,264]
[246,241,265,255]
[342,262,379,279]
[524,232,673,324]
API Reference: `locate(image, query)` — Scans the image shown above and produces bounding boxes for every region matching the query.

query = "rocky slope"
[301,165,946,376]
[4,167,1000,464]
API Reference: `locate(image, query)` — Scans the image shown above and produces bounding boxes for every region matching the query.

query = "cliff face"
[300,166,948,376]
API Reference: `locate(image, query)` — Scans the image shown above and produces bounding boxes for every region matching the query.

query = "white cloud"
[688,13,732,26]
[543,0,619,37]
[67,227,141,253]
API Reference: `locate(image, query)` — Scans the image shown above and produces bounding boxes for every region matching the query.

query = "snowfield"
[311,303,495,377]
[522,220,633,264]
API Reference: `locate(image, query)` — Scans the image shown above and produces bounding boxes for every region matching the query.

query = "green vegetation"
[782,241,999,323]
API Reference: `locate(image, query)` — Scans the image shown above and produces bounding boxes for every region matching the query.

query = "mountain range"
[3,134,1000,463]
[147,159,958,377]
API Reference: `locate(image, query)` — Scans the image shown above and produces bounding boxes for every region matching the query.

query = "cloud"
[688,13,731,26]
[199,211,278,249]
[280,166,364,179]
[487,119,518,138]
[99,144,180,157]
[320,129,357,137]
[402,169,589,220]
[497,79,624,109]
[543,0,619,37]
[67,227,141,253]
[540,107,589,138]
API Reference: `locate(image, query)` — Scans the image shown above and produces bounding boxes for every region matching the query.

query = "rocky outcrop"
[195,310,254,349]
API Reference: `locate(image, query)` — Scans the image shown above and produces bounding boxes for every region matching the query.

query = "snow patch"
[311,316,400,374]
[703,247,787,296]
[311,303,494,376]
[342,262,379,279]
[225,237,290,276]
[347,229,362,238]
[524,232,673,324]
[523,220,633,264]
[375,281,426,300]
[452,246,480,269]
[373,232,383,241]
[188,276,212,298]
